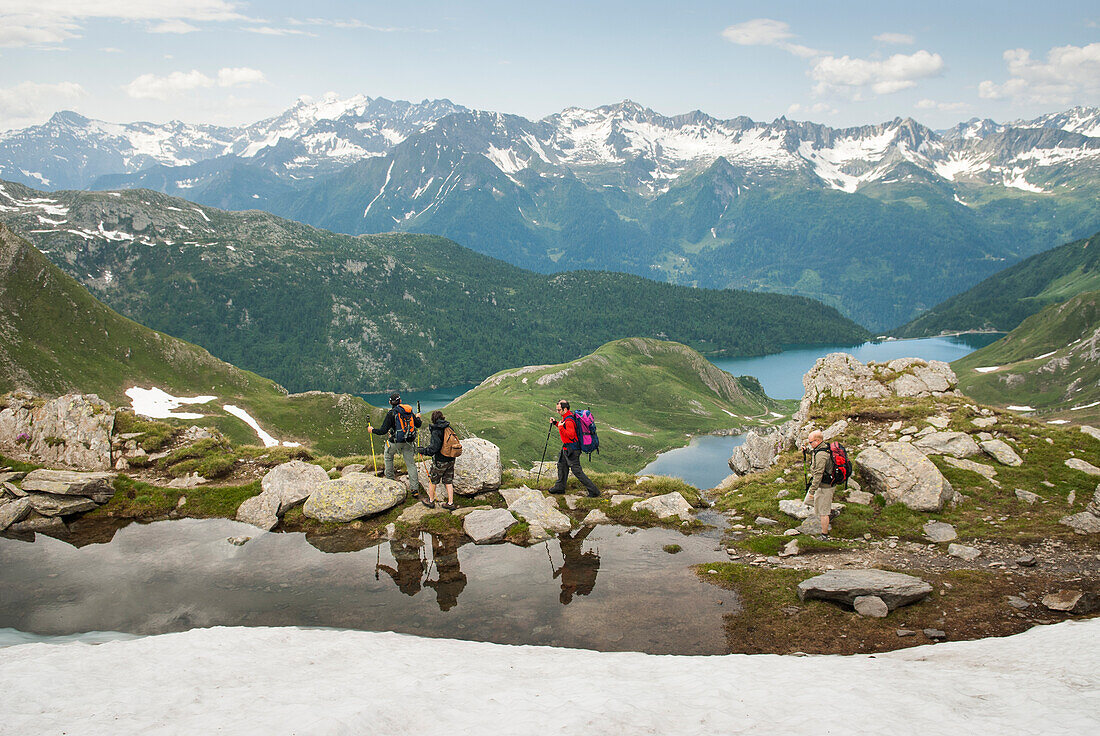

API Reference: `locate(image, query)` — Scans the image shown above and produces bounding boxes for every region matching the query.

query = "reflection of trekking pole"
[535,422,554,490]
[545,541,556,575]
[375,543,380,580]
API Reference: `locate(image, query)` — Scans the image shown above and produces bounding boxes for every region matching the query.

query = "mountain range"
[3,97,1099,330]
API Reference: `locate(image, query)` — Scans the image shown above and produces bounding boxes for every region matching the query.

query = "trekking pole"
[535,422,554,490]
[369,429,378,475]
[416,401,421,447]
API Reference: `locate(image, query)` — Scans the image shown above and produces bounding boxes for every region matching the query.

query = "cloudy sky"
[1,0,1098,131]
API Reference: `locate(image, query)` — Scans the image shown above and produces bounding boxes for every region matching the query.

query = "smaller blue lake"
[360,384,478,414]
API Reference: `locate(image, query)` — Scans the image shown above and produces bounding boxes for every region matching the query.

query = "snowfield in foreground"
[2,621,1098,735]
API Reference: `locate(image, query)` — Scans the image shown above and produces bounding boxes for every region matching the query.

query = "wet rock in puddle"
[635,492,694,522]
[462,508,517,544]
[583,509,611,526]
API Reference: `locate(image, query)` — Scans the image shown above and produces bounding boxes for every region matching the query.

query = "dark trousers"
[551,446,598,495]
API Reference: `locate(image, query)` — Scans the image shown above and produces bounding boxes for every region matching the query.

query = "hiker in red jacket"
[547,400,600,497]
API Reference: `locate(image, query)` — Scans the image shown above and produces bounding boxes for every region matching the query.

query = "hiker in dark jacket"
[547,399,599,497]
[368,392,422,494]
[416,410,456,509]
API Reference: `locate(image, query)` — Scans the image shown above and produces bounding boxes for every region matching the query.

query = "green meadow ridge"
[952,290,1100,424]
[0,180,869,393]
[445,337,792,474]
[897,230,1100,338]
[0,223,383,454]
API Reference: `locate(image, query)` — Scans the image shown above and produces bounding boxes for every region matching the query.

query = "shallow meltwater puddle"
[0,516,738,655]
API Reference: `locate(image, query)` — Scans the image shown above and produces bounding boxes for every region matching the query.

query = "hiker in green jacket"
[803,429,834,540]
[367,392,422,494]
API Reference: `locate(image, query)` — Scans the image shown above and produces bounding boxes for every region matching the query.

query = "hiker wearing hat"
[547,399,600,497]
[368,392,423,493]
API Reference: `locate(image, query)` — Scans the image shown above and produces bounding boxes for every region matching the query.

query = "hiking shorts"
[813,484,835,517]
[428,458,455,485]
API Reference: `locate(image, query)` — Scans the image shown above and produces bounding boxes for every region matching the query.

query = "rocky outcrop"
[261,460,330,514]
[0,496,32,530]
[462,508,517,544]
[453,438,502,496]
[302,473,406,522]
[912,431,980,458]
[795,354,957,421]
[0,393,115,470]
[500,486,571,533]
[797,569,932,610]
[856,442,955,511]
[728,423,799,476]
[20,469,116,501]
[634,492,695,522]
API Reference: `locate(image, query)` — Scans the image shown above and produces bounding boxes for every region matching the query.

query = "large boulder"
[25,492,97,517]
[728,426,784,475]
[634,492,694,522]
[462,508,517,544]
[453,438,502,496]
[302,473,406,522]
[797,569,932,610]
[20,469,116,502]
[500,486,571,533]
[1059,512,1100,534]
[856,442,954,511]
[236,492,281,531]
[261,460,330,514]
[912,431,981,458]
[0,393,114,470]
[887,359,957,397]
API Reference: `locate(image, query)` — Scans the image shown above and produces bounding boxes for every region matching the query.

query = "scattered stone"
[754,515,779,526]
[776,489,790,499]
[797,569,933,610]
[1041,480,1055,488]
[980,439,1023,467]
[452,438,503,495]
[1065,458,1100,476]
[25,492,97,517]
[947,543,981,561]
[1080,425,1100,442]
[779,539,800,557]
[501,486,572,533]
[452,505,491,518]
[1059,512,1100,534]
[889,421,903,432]
[1015,489,1040,504]
[0,496,33,530]
[19,469,116,501]
[846,490,873,505]
[853,595,889,618]
[227,536,251,546]
[397,503,444,524]
[976,432,994,442]
[971,416,997,428]
[236,492,280,531]
[856,442,955,511]
[582,509,611,526]
[923,629,947,641]
[925,415,951,429]
[303,473,407,522]
[1007,596,1031,610]
[167,473,207,489]
[923,521,957,543]
[340,463,366,476]
[1042,590,1099,614]
[896,629,916,637]
[462,508,517,544]
[1016,555,1037,567]
[1068,490,1077,506]
[912,431,981,458]
[609,494,639,506]
[900,426,918,435]
[635,492,695,522]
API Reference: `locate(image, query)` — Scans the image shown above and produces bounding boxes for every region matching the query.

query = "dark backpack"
[575,409,599,457]
[392,404,416,443]
[819,442,850,486]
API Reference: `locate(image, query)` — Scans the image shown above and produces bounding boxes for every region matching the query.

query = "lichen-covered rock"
[236,492,280,531]
[856,442,955,511]
[261,460,330,514]
[923,521,957,542]
[634,492,694,522]
[728,426,786,475]
[462,508,517,544]
[912,431,981,458]
[500,486,571,533]
[453,438,502,496]
[303,473,406,522]
[797,569,932,610]
[980,439,1023,467]
[0,393,114,470]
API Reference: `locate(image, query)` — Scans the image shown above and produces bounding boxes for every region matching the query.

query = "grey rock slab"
[452,505,491,518]
[3,481,26,497]
[340,464,366,476]
[1065,458,1100,476]
[9,514,67,534]
[846,490,873,505]
[943,456,998,480]
[754,515,779,526]
[462,508,517,544]
[912,431,981,458]
[948,543,982,561]
[635,492,695,522]
[1007,596,1031,610]
[262,460,331,514]
[925,415,951,429]
[1080,425,1100,442]
[0,471,26,484]
[0,496,33,530]
[796,517,824,535]
[822,419,848,441]
[236,493,280,531]
[25,492,97,517]
[504,486,571,533]
[971,416,998,428]
[980,439,1023,467]
[19,469,116,498]
[452,438,502,495]
[856,442,954,511]
[853,595,889,618]
[1059,512,1100,534]
[779,539,800,557]
[923,521,957,543]
[609,494,639,506]
[896,629,916,637]
[797,569,933,610]
[582,509,611,526]
[397,503,445,525]
[779,499,844,519]
[526,522,550,543]
[1015,489,1040,504]
[1042,590,1099,614]
[923,629,947,641]
[303,473,407,522]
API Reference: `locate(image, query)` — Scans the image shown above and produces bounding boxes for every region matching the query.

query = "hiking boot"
[586,489,600,498]
[418,494,433,508]
[442,501,457,511]
[547,487,566,495]
[816,533,830,541]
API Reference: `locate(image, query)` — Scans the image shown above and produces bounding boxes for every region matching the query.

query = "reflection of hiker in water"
[553,525,600,604]
[424,535,467,612]
[375,539,425,596]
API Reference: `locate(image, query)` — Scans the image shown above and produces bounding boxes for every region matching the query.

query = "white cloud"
[286,17,436,33]
[787,102,838,117]
[812,50,944,97]
[149,20,200,34]
[0,81,85,130]
[0,1,247,47]
[721,18,819,58]
[979,43,1100,104]
[874,33,915,46]
[916,99,970,112]
[123,66,265,100]
[244,26,315,37]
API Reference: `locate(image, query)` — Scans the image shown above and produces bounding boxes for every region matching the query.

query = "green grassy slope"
[896,230,1100,337]
[952,290,1100,423]
[0,223,383,453]
[445,337,793,473]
